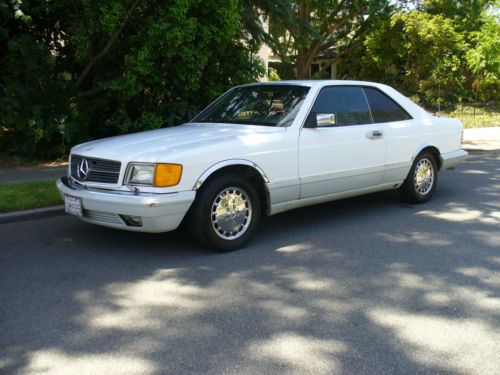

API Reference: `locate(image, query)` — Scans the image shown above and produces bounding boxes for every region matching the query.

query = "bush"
[0,0,263,159]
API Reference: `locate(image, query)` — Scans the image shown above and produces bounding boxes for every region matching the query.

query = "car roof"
[240,80,388,89]
[238,80,430,119]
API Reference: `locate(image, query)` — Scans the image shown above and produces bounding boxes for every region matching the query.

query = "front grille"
[71,155,121,184]
[83,209,124,225]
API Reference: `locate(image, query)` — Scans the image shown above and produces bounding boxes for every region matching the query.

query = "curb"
[464,148,500,156]
[0,205,65,225]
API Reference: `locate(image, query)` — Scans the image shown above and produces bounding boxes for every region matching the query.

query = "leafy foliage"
[1,0,499,159]
[338,0,500,106]
[268,0,394,79]
[466,12,500,100]
[0,0,264,159]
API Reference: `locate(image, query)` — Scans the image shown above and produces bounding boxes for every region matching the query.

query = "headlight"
[126,163,182,187]
[128,164,155,185]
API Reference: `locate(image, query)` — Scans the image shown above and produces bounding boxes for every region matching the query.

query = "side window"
[364,87,412,123]
[311,86,372,126]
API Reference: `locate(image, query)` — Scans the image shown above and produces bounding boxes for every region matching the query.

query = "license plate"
[65,195,83,217]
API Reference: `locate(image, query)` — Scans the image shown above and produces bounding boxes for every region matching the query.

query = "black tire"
[399,151,438,204]
[186,173,261,251]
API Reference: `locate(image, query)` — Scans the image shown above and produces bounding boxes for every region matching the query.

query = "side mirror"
[304,112,337,128]
[316,113,336,127]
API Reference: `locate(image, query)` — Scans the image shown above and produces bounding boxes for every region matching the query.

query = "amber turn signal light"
[154,163,182,187]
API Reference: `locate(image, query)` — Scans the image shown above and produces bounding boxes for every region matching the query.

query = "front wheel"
[399,152,438,203]
[187,174,261,251]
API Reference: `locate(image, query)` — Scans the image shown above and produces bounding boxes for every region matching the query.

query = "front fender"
[193,159,270,190]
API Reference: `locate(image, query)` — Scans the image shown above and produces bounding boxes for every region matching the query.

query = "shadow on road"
[1,156,499,374]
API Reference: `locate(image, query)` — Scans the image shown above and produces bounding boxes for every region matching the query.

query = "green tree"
[393,11,466,104]
[466,12,500,102]
[268,0,394,79]
[0,0,265,159]
[338,0,499,105]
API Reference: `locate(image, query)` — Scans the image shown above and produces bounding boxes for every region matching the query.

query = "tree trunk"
[295,0,315,79]
[296,41,321,79]
[296,50,310,79]
[293,1,360,79]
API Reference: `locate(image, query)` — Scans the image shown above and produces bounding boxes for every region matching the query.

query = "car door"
[298,85,386,199]
[362,87,416,184]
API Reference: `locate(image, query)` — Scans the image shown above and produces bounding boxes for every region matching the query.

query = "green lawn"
[0,179,62,213]
[437,106,500,128]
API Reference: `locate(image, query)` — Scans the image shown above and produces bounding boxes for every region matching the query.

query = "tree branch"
[316,40,364,76]
[324,0,347,27]
[72,0,140,91]
[322,11,363,39]
[76,87,104,98]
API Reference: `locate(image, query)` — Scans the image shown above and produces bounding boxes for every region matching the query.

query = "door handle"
[367,130,383,139]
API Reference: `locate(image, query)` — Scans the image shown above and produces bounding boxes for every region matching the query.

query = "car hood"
[71,122,286,162]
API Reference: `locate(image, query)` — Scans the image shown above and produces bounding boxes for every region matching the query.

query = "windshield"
[193,85,310,127]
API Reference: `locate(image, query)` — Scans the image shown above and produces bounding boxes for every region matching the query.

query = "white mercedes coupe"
[57,80,467,251]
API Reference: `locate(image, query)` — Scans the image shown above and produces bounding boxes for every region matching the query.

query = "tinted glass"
[364,87,412,123]
[194,85,310,127]
[312,86,372,126]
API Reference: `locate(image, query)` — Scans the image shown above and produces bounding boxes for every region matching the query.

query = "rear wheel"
[187,173,261,251]
[399,151,438,203]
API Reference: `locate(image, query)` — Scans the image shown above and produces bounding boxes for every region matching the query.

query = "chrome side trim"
[383,161,412,182]
[193,159,270,190]
[385,161,412,171]
[267,179,301,205]
[270,181,400,215]
[299,165,385,185]
[299,165,385,199]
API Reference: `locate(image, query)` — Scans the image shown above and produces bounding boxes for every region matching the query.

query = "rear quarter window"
[364,87,412,123]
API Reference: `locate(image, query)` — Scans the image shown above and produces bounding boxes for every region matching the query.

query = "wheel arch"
[193,160,271,215]
[413,144,442,170]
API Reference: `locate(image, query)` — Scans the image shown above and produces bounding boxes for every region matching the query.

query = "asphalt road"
[1,155,499,375]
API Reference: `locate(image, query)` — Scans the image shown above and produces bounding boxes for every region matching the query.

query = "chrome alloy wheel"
[414,158,434,195]
[211,187,253,240]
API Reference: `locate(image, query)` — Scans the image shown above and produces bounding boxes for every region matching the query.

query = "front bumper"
[439,149,468,170]
[56,178,196,233]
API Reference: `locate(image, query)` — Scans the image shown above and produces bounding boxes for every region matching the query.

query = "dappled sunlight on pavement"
[25,350,156,375]
[246,333,348,374]
[369,309,500,375]
[77,276,209,331]
[418,203,500,225]
[1,156,499,374]
[456,266,500,288]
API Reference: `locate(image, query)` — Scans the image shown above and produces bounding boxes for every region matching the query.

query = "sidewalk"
[462,127,500,154]
[0,163,67,184]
